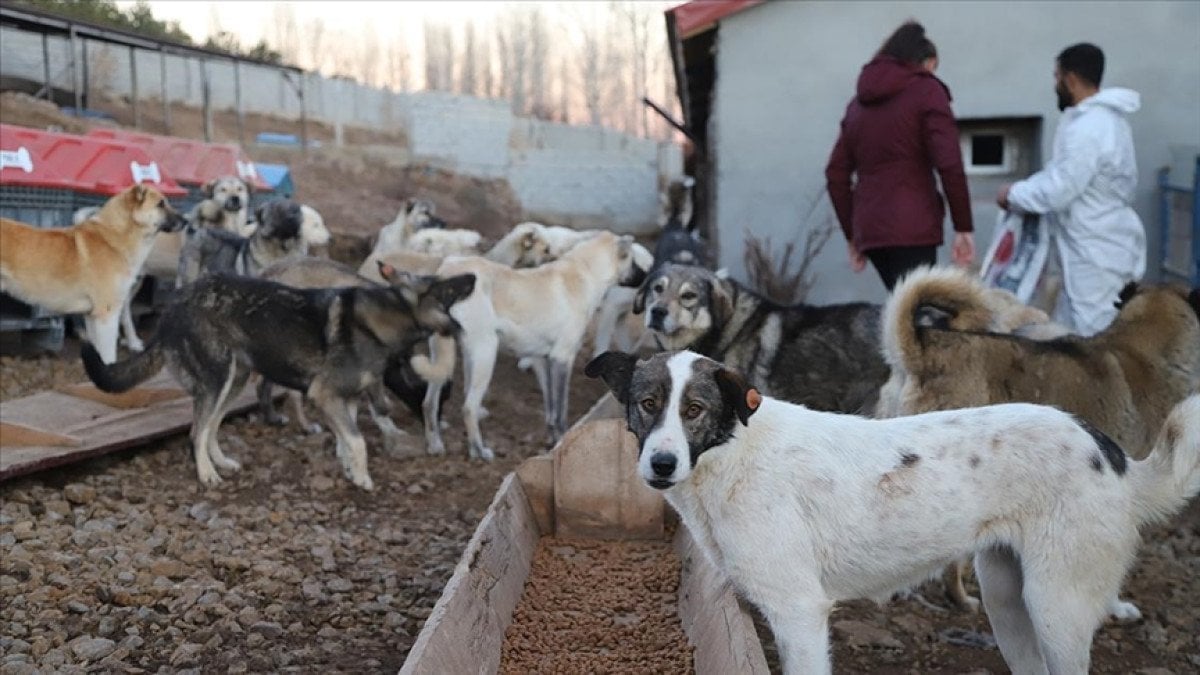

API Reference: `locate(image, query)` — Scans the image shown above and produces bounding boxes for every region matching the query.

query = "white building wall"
[712,0,1200,304]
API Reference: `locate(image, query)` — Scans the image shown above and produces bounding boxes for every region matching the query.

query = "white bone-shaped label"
[0,147,34,173]
[130,161,161,184]
[236,160,258,180]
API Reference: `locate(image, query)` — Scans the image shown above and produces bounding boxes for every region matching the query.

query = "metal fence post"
[41,32,51,102]
[159,47,171,134]
[234,59,245,147]
[129,46,140,128]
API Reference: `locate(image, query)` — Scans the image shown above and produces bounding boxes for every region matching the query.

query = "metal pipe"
[200,58,212,142]
[129,46,140,128]
[41,32,51,101]
[159,47,170,134]
[69,25,80,112]
[234,59,244,147]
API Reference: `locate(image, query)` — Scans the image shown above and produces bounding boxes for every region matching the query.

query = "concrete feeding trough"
[400,394,769,674]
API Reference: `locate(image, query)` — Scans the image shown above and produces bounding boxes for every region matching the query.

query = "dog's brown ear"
[714,367,760,427]
[521,231,536,250]
[1115,282,1140,309]
[130,184,149,204]
[585,351,638,405]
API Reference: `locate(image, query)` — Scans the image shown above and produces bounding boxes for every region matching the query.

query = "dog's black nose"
[225,195,242,210]
[648,307,668,328]
[649,452,676,478]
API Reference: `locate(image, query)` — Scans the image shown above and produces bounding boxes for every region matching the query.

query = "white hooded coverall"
[1007,88,1147,335]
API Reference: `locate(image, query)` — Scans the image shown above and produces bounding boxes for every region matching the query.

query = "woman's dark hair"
[879,21,937,64]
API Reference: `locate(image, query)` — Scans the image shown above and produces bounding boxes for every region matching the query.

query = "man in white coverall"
[998,42,1146,335]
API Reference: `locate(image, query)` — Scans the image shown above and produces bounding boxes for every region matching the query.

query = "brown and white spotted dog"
[586,349,1200,675]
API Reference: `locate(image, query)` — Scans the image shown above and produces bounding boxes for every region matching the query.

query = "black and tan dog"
[175,199,307,287]
[81,271,475,490]
[634,263,888,413]
[883,265,1200,616]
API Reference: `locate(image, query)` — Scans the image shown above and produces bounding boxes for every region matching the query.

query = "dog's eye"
[653,283,665,294]
[680,291,697,302]
[158,200,165,208]
[684,402,704,419]
[640,398,659,414]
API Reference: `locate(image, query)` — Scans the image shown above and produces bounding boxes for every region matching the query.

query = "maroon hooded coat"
[825,56,973,252]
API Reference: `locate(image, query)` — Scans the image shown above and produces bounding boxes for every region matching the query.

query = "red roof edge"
[668,0,766,39]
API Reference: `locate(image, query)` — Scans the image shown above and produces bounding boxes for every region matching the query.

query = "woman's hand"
[952,232,975,268]
[848,243,867,273]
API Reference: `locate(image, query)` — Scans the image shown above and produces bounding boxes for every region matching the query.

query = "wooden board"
[0,369,260,481]
[399,473,540,675]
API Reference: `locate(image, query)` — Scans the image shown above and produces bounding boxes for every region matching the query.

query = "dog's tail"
[81,340,164,393]
[1129,395,1200,527]
[410,334,457,384]
[881,266,995,369]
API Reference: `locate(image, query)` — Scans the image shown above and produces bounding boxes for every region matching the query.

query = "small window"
[960,130,1017,175]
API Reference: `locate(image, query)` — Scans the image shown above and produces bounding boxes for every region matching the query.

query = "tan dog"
[0,185,186,363]
[881,265,1200,618]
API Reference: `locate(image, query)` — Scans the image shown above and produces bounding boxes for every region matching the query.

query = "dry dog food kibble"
[500,537,694,674]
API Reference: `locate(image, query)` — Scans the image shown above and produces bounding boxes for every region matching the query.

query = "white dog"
[422,232,654,459]
[586,349,1200,675]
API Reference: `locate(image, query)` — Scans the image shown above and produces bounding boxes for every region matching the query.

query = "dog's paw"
[305,422,324,435]
[351,473,375,491]
[473,446,496,462]
[425,438,447,456]
[125,338,145,352]
[960,595,982,614]
[1107,599,1142,623]
[213,455,241,472]
[197,466,223,487]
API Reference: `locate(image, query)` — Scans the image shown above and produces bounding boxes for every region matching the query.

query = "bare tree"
[479,29,494,98]
[269,4,300,66]
[527,7,549,118]
[358,23,380,88]
[460,21,478,96]
[574,5,605,126]
[388,40,411,92]
[302,18,327,74]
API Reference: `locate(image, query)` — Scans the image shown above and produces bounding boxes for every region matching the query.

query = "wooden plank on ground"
[399,473,540,675]
[0,369,260,482]
[675,526,771,675]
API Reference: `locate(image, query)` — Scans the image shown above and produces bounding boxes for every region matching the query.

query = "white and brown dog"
[587,349,1200,675]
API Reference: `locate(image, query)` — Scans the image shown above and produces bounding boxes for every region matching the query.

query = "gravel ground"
[0,348,607,674]
[1,344,1197,674]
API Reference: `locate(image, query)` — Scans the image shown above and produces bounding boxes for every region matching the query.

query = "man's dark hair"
[879,21,937,64]
[1057,43,1105,87]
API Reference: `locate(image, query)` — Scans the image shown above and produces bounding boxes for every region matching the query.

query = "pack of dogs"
[1,173,1197,674]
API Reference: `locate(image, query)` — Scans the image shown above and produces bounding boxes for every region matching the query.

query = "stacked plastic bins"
[0,124,187,353]
[83,129,270,310]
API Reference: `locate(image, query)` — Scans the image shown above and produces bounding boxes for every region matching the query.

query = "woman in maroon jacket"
[826,21,974,290]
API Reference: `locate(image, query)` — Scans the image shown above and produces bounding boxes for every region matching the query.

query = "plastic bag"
[980,209,1050,304]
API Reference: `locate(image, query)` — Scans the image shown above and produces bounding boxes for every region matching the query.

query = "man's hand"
[848,242,867,273]
[996,184,1012,210]
[952,232,975,268]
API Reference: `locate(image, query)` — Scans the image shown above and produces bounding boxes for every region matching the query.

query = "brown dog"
[881,265,1200,617]
[0,184,185,363]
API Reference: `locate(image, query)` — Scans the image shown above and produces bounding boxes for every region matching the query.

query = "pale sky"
[116,2,661,54]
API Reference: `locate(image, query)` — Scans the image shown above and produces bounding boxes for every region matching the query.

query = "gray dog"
[81,271,476,490]
[634,263,887,413]
[176,199,306,287]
